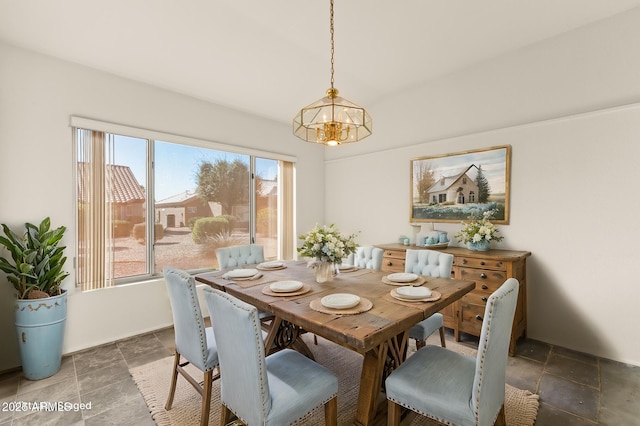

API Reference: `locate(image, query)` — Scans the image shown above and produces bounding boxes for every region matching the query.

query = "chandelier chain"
[329,0,335,90]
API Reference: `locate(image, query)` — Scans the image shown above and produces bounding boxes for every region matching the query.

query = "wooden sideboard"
[376,243,531,356]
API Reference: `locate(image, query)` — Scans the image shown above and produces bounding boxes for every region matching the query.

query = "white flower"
[454,209,503,245]
[297,224,358,263]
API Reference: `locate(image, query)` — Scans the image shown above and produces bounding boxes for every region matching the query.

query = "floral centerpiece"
[298,224,358,282]
[454,210,503,251]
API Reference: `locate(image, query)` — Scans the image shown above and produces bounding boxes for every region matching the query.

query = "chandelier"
[292,0,372,146]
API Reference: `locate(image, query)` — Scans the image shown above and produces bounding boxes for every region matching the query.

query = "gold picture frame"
[410,145,511,224]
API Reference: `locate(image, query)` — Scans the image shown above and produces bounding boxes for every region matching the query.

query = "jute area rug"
[131,335,539,425]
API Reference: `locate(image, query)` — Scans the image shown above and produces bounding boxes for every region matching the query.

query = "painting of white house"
[410,145,511,223]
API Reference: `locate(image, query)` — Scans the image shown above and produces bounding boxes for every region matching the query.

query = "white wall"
[325,9,640,365]
[326,6,640,162]
[0,41,325,372]
[328,106,640,365]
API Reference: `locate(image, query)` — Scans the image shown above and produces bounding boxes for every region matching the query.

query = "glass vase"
[315,261,335,283]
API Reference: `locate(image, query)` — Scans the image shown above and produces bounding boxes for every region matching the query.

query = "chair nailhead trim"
[473,284,517,424]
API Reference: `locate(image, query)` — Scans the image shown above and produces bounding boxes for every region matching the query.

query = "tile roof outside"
[77,162,145,204]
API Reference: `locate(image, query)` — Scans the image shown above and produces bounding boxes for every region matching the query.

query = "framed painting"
[410,145,511,224]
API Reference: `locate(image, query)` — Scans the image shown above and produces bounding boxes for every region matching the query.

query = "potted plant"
[0,217,70,380]
[454,209,504,251]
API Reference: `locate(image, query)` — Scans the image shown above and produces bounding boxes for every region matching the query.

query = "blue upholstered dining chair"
[163,267,219,426]
[385,278,519,426]
[216,244,264,269]
[352,246,384,270]
[215,243,273,323]
[202,287,339,426]
[404,249,454,349]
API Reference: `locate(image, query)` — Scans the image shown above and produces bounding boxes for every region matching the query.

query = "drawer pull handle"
[387,261,392,266]
[481,285,488,290]
[482,297,488,302]
[462,259,467,264]
[480,273,487,279]
[475,315,483,321]
[480,261,485,265]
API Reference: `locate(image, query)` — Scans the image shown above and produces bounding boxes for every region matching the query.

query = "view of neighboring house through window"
[74,120,290,290]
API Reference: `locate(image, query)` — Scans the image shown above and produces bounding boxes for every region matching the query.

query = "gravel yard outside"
[112,227,276,278]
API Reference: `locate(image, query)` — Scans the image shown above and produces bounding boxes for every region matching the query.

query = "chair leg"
[165,351,181,410]
[387,400,402,426]
[324,396,337,426]
[439,326,446,348]
[416,339,426,350]
[200,370,213,426]
[220,403,233,426]
[494,404,506,426]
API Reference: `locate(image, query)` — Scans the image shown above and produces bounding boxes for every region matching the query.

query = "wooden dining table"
[195,261,475,426]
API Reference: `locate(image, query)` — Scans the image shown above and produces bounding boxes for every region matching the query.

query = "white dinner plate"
[225,268,259,278]
[396,286,432,299]
[270,280,303,293]
[258,261,284,269]
[338,264,357,271]
[321,293,361,310]
[386,273,418,283]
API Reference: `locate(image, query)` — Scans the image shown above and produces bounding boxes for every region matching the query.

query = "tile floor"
[0,328,638,425]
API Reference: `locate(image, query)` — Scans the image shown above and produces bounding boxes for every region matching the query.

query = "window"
[469,191,476,203]
[438,193,447,203]
[73,118,294,290]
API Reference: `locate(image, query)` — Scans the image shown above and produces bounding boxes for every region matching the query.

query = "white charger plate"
[259,261,284,268]
[321,293,361,310]
[386,273,418,283]
[270,280,303,293]
[225,268,259,278]
[396,286,432,299]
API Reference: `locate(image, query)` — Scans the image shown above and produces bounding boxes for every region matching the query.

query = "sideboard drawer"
[383,249,405,260]
[459,302,484,336]
[457,267,506,292]
[382,258,405,273]
[455,256,506,271]
[381,248,406,272]
[462,291,491,306]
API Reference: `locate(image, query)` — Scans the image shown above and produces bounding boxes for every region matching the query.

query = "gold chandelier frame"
[292,0,372,146]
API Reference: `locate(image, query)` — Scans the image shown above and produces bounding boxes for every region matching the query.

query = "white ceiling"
[2,0,640,125]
